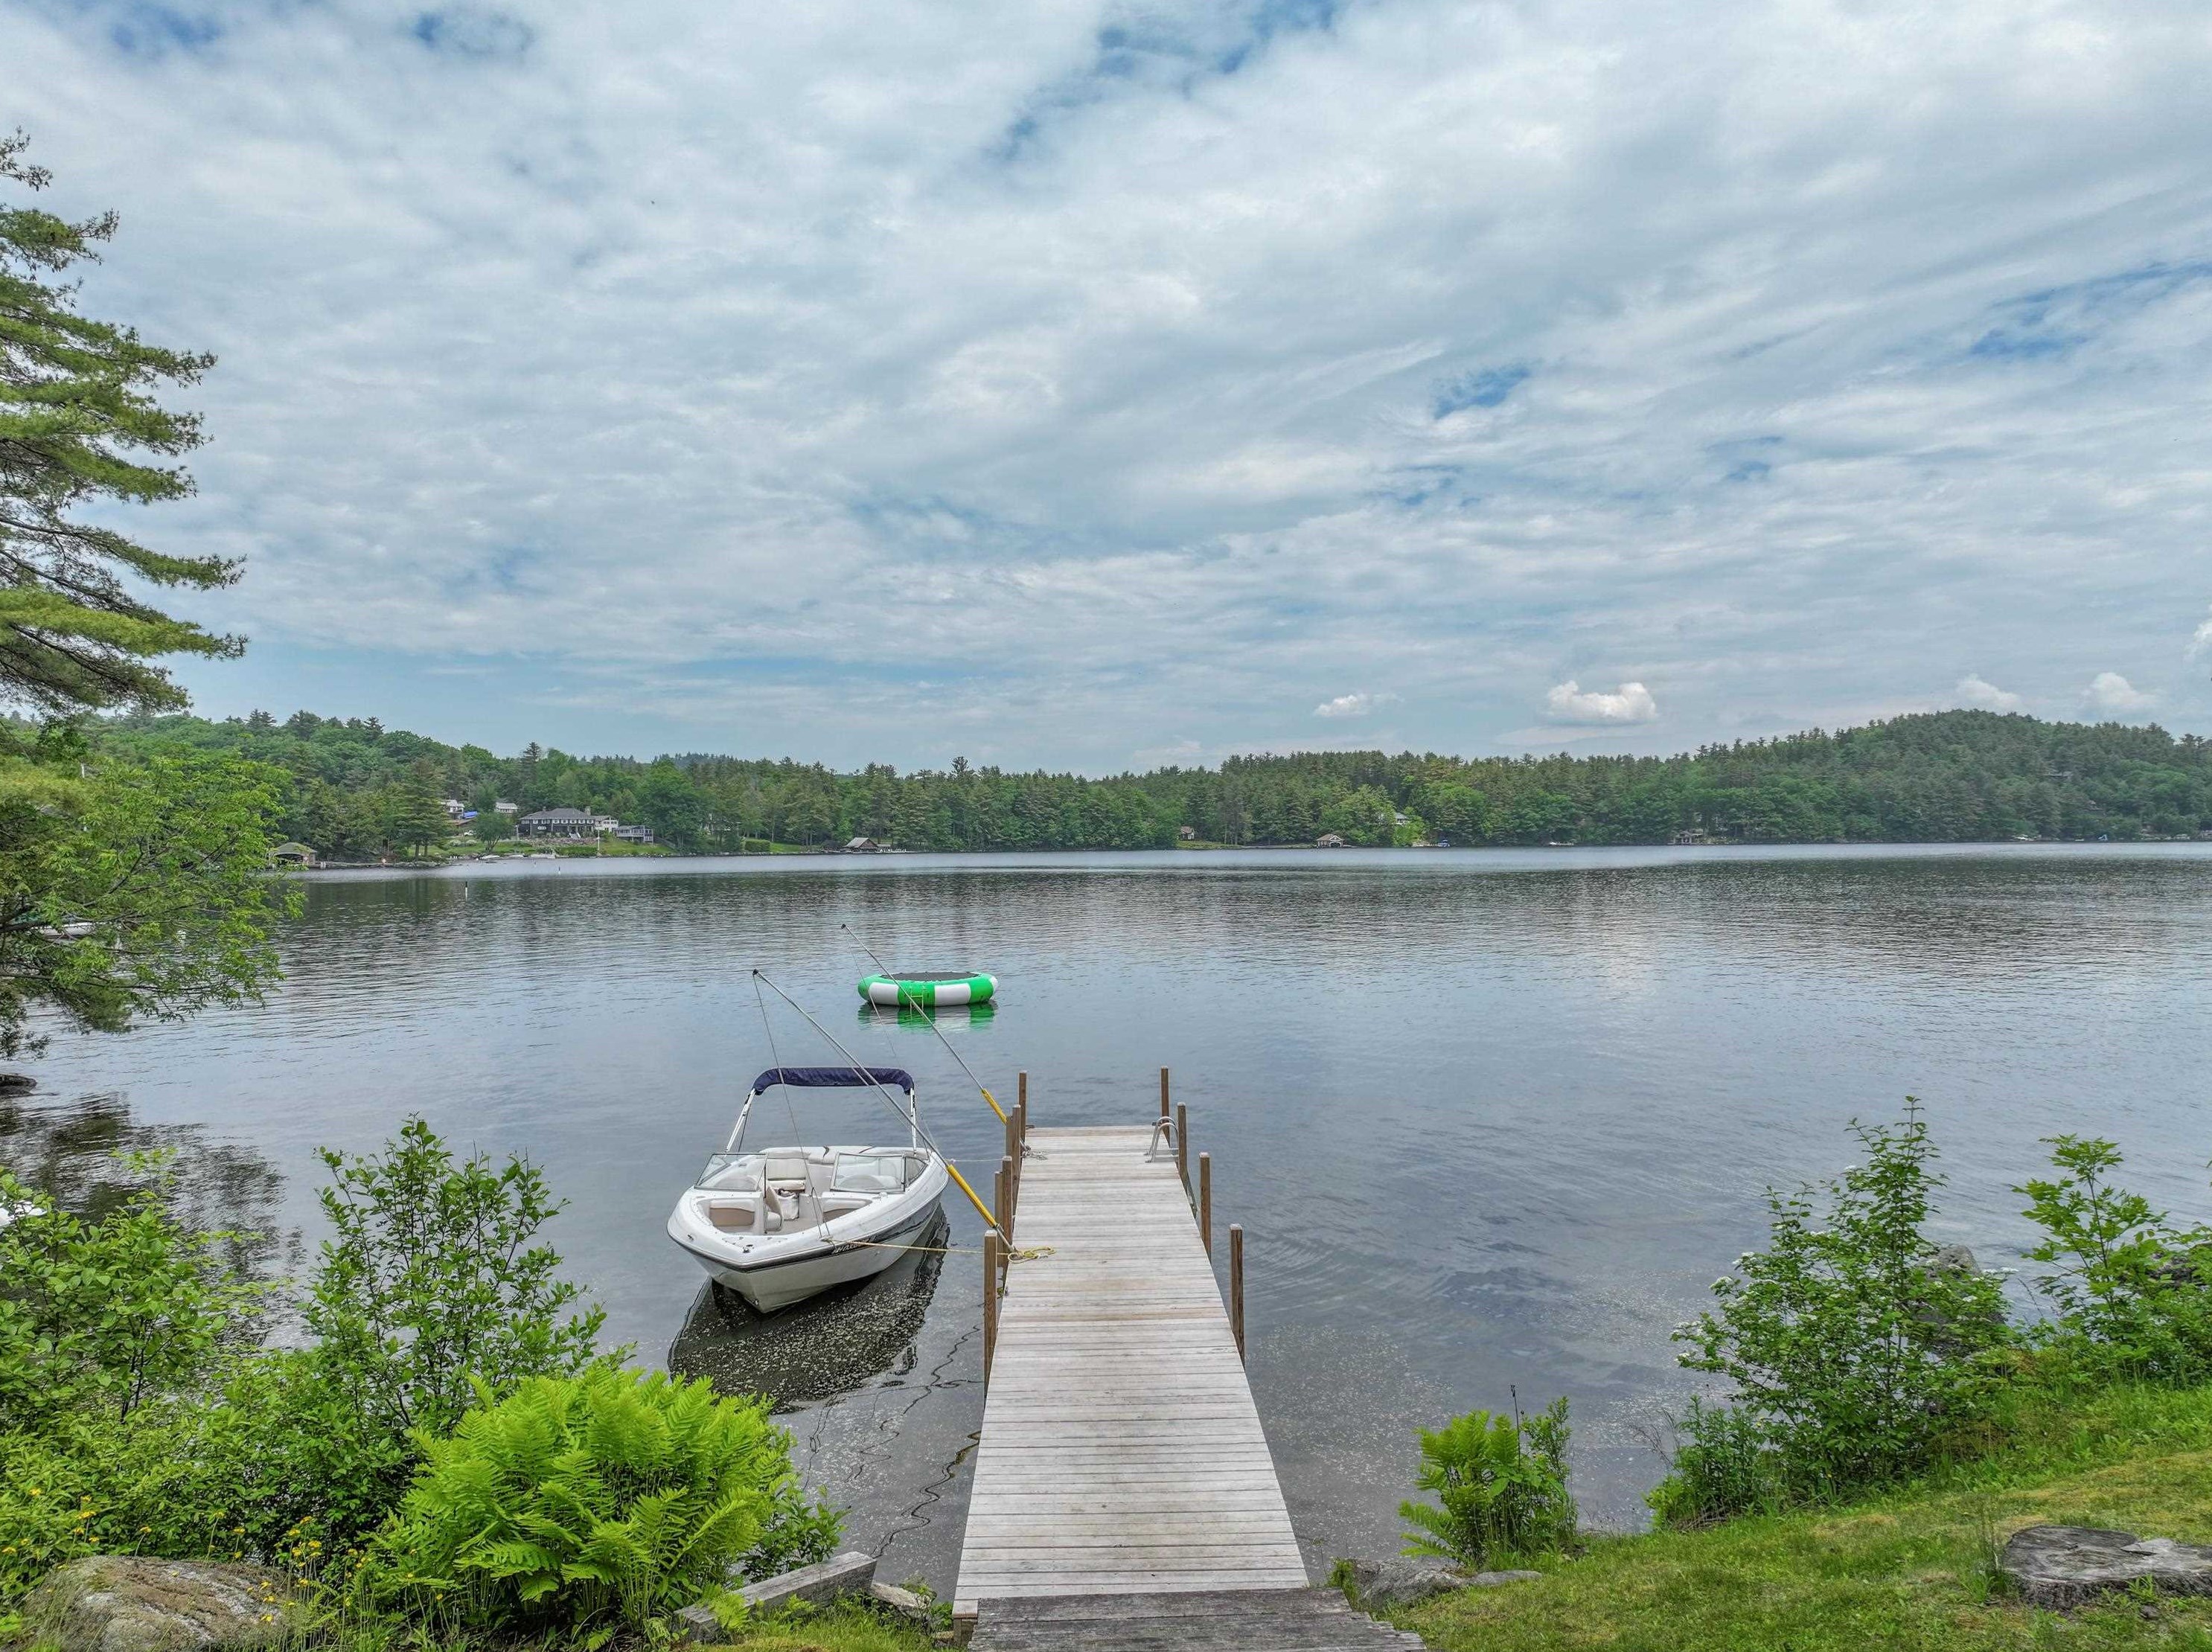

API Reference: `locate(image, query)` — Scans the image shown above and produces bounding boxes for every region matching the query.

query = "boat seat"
[819,1197,870,1221]
[705,1200,757,1232]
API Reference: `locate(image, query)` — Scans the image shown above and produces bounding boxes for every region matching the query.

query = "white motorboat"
[665,1065,949,1313]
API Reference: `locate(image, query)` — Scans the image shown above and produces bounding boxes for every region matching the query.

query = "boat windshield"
[831,1153,912,1193]
[695,1153,762,1192]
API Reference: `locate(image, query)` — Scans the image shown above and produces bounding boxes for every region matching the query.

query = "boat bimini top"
[722,1066,920,1155]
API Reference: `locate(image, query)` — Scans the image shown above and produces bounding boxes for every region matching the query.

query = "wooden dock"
[954,1118,1308,1621]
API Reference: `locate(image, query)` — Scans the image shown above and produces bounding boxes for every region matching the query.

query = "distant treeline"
[89,707,2212,857]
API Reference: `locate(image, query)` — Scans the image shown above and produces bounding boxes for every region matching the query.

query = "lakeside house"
[493,800,520,815]
[1177,825,1198,840]
[441,798,468,819]
[613,825,654,844]
[1315,833,1347,848]
[518,807,600,839]
[843,836,882,853]
[270,842,318,868]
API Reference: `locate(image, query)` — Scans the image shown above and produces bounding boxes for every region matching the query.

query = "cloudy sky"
[9,0,2212,770]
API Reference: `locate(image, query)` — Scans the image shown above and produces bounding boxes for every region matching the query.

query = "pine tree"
[0,132,240,713]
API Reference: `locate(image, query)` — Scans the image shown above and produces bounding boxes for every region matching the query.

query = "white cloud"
[2190,607,2212,658]
[4,0,2211,763]
[2085,671,2158,714]
[1545,681,1660,725]
[1956,673,2024,711]
[1314,691,1397,720]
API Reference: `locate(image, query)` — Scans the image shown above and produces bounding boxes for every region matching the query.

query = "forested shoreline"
[92,706,2212,858]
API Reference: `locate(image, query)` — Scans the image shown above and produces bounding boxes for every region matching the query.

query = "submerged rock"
[1336,1556,1541,1611]
[19,1557,306,1652]
[1999,1525,2212,1609]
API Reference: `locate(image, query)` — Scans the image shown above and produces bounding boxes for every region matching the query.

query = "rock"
[869,1581,933,1621]
[1999,1525,2212,1609]
[1927,1245,1979,1274]
[1336,1557,1471,1611]
[19,1557,306,1652]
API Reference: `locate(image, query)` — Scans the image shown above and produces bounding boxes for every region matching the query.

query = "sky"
[7,0,2212,772]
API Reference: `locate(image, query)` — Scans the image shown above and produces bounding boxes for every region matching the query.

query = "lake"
[9,842,2212,1591]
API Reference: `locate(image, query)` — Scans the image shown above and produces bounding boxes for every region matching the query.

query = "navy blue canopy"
[749,1066,915,1095]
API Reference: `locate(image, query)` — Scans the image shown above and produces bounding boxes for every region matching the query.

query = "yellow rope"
[839,1240,1058,1261]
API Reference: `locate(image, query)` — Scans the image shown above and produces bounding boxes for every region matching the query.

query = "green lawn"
[1401,1386,2212,1652]
[707,1600,936,1652]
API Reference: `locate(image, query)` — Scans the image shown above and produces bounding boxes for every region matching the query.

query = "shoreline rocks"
[1334,1557,1543,1612]
[1999,1525,2212,1609]
[18,1557,307,1652]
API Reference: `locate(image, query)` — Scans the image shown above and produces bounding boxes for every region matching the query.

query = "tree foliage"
[0,734,295,1057]
[0,133,240,714]
[87,706,2212,859]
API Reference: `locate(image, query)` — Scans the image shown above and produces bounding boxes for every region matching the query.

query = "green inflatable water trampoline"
[858,972,998,1009]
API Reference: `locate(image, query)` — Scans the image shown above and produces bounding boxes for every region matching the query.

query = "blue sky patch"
[1432,364,1530,418]
[1969,259,2212,362]
[412,6,531,60]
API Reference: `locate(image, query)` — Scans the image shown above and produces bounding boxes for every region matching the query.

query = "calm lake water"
[9,844,2212,1590]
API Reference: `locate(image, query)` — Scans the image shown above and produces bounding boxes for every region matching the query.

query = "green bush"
[2018,1135,2212,1382]
[368,1367,803,1631]
[305,1118,610,1447]
[1656,1105,2011,1521]
[739,1481,845,1583]
[1643,1397,1787,1528]
[1399,1398,1575,1567]
[0,1158,260,1431]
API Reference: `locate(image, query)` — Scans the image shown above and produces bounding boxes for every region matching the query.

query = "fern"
[368,1366,825,1630]
[1398,1398,1575,1567]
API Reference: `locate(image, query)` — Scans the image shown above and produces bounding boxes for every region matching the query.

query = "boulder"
[1999,1525,2212,1610]
[18,1557,306,1652]
[868,1581,934,1622]
[1335,1556,1538,1611]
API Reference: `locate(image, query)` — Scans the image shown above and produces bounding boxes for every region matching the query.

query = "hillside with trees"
[92,707,2212,858]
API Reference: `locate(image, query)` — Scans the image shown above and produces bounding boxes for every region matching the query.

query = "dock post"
[1230,1224,1245,1360]
[1160,1066,1170,1121]
[1176,1102,1189,1199]
[1019,1069,1029,1116]
[997,1156,1014,1243]
[983,1229,1000,1383]
[1199,1152,1212,1255]
[1003,1104,1018,1176]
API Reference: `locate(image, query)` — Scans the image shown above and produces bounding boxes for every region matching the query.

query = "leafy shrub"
[2018,1136,2212,1381]
[738,1482,844,1583]
[0,1158,260,1431]
[305,1118,609,1447]
[1643,1397,1786,1528]
[1656,1105,2010,1520]
[368,1367,805,1631]
[1399,1398,1575,1566]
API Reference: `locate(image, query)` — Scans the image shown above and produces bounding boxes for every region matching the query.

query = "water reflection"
[857,1004,997,1032]
[670,1211,952,1407]
[0,1091,300,1287]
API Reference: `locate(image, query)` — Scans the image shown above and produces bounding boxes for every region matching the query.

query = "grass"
[1401,1383,2212,1652]
[706,1601,936,1652]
